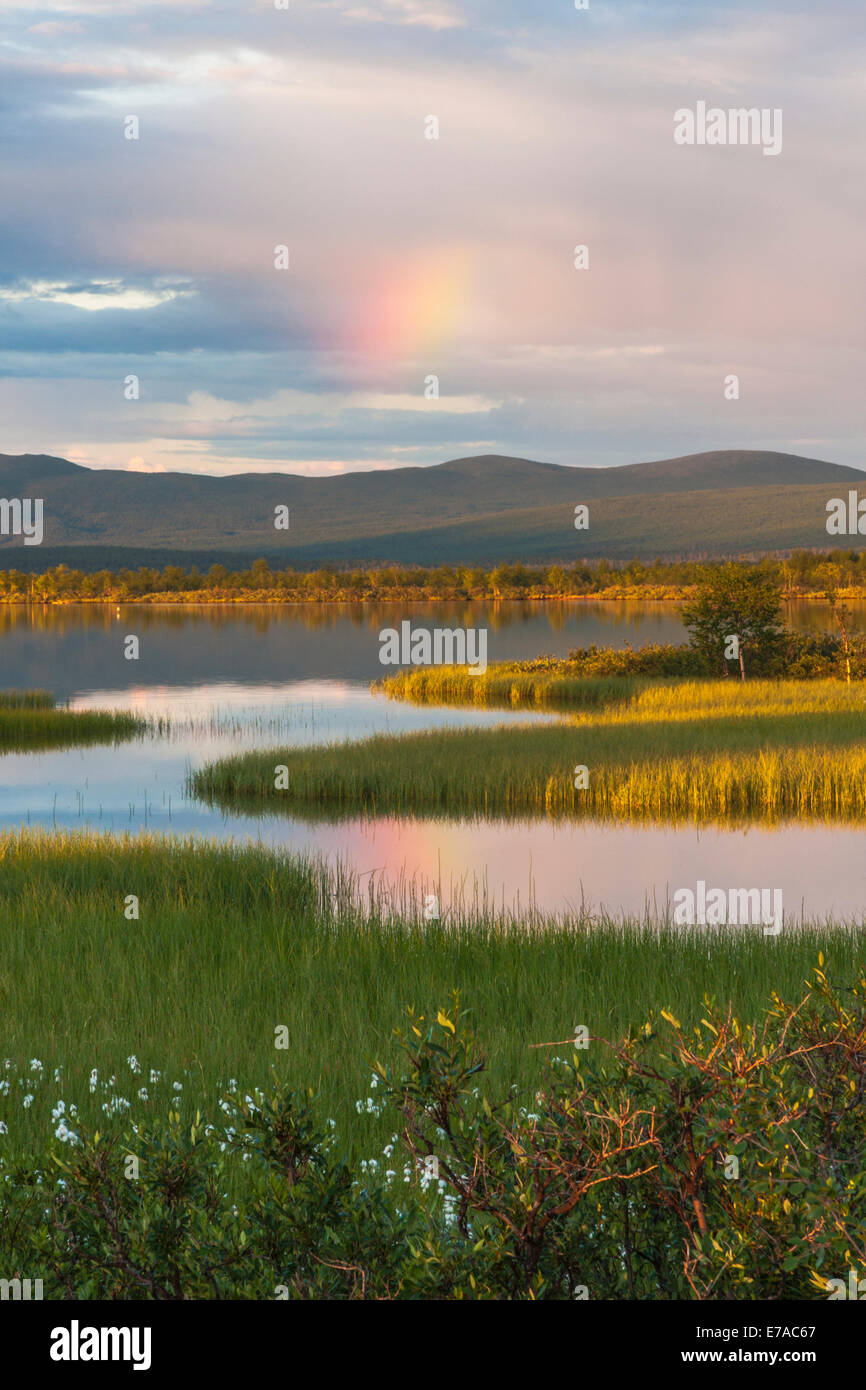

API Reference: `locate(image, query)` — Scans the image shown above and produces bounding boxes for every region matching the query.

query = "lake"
[2,600,865,922]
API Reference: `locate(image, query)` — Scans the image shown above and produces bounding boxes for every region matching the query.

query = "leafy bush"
[2,965,863,1299]
[562,633,866,681]
[564,643,705,676]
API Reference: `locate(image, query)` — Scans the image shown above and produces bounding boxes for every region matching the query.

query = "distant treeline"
[3,551,866,602]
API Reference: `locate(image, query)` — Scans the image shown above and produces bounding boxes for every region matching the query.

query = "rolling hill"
[0,449,863,570]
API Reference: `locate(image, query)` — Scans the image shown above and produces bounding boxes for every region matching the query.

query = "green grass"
[0,690,54,710]
[377,666,647,709]
[0,690,146,752]
[193,677,866,825]
[0,830,861,1162]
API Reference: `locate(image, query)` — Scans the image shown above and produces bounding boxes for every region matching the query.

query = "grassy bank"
[193,678,866,824]
[0,690,146,752]
[4,959,865,1300]
[0,831,861,1164]
[378,637,866,705]
[378,664,661,709]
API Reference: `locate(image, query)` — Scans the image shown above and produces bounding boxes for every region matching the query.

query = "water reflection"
[0,599,858,700]
[0,602,864,920]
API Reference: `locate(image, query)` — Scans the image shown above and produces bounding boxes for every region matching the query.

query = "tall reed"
[0,830,861,1159]
[193,679,866,826]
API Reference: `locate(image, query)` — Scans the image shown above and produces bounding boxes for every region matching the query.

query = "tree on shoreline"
[825,586,853,684]
[681,566,785,679]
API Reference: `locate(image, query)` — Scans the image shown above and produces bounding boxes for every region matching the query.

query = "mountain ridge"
[2,446,862,489]
[0,449,863,569]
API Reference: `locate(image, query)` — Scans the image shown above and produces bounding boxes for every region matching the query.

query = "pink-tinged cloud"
[125,456,168,473]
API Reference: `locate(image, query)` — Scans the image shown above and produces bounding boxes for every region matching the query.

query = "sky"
[0,0,863,477]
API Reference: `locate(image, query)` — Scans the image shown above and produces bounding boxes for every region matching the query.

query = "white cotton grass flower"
[354,1097,383,1116]
[29,1059,43,1075]
[218,1126,237,1153]
[89,1069,98,1093]
[22,1094,34,1109]
[127,1055,141,1075]
[0,1122,7,1136]
[101,1096,131,1117]
[53,1101,78,1119]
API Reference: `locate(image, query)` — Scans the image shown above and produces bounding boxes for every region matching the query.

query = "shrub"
[1,965,863,1299]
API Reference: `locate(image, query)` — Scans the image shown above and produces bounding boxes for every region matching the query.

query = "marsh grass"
[0,690,54,710]
[193,678,866,825]
[0,690,146,752]
[0,831,861,1161]
[377,667,645,709]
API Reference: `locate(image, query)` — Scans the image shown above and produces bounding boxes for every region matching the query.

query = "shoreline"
[0,589,861,607]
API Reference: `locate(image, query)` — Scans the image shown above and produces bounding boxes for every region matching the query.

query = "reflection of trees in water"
[0,601,571,636]
[0,597,856,644]
[786,598,866,637]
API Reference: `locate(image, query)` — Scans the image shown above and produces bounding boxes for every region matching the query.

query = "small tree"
[826,586,852,685]
[681,565,785,679]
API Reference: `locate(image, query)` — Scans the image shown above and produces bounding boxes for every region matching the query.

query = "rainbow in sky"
[356,246,475,360]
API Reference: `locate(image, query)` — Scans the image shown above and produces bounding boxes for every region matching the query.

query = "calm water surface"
[2,601,865,922]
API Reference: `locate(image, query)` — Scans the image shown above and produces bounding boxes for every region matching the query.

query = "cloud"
[27,21,86,36]
[333,0,465,30]
[151,389,503,423]
[0,279,196,312]
[125,455,167,472]
[10,1,211,11]
[0,1,863,474]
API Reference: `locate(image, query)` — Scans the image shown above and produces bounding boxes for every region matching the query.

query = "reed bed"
[0,829,861,1159]
[0,689,54,710]
[193,679,866,826]
[377,667,644,709]
[379,662,866,712]
[0,692,145,752]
